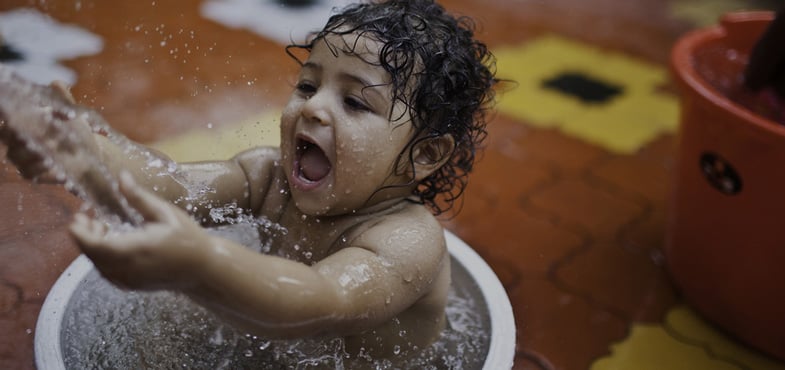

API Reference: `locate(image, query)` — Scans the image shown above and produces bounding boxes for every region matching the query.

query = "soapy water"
[60,225,491,370]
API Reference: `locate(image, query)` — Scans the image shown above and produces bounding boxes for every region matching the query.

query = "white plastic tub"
[35,231,515,369]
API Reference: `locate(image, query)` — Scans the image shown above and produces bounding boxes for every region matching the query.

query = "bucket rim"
[670,11,783,135]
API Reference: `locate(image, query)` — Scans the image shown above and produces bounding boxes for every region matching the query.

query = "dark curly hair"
[286,0,496,215]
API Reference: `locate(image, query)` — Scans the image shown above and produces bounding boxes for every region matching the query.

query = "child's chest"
[255,201,364,265]
[250,167,395,264]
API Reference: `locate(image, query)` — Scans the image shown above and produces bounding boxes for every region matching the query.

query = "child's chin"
[292,198,334,217]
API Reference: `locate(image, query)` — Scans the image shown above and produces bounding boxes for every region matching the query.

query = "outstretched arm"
[70,173,448,340]
[95,136,276,221]
[0,70,273,221]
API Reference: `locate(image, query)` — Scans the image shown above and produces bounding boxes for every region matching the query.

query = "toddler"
[1,0,496,359]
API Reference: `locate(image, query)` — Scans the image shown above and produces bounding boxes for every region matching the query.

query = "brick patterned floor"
[443,112,679,368]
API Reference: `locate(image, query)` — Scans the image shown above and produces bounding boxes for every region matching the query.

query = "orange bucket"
[668,11,785,360]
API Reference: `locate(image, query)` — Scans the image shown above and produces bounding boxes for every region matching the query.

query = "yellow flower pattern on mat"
[494,35,678,154]
[591,306,785,370]
[152,111,280,162]
[665,306,785,370]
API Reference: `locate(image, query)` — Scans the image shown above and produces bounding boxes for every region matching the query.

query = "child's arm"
[70,173,448,339]
[0,91,272,221]
[95,135,275,221]
[0,71,270,220]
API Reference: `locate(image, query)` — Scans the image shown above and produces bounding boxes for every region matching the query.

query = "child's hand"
[0,81,96,182]
[0,112,54,181]
[69,172,210,291]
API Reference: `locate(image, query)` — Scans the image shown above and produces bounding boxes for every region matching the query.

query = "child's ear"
[411,134,455,181]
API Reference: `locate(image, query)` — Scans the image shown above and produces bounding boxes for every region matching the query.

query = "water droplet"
[147,158,163,168]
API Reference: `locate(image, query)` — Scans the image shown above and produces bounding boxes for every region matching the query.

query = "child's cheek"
[279,106,296,129]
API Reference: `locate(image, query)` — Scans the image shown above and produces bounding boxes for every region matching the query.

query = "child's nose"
[302,91,331,126]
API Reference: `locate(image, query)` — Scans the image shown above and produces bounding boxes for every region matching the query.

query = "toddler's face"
[280,33,415,216]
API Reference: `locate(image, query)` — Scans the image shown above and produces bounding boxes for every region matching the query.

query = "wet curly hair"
[286,0,496,215]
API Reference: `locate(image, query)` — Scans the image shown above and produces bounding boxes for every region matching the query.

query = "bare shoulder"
[231,146,283,210]
[350,203,447,270]
[233,146,281,176]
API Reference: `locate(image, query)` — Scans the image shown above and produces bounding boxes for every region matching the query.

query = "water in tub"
[60,219,491,369]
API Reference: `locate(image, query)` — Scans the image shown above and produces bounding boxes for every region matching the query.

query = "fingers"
[69,213,107,244]
[69,212,152,254]
[118,171,178,224]
[69,212,143,251]
[50,80,76,104]
[0,107,77,183]
[69,213,116,259]
[69,213,134,290]
[1,128,61,182]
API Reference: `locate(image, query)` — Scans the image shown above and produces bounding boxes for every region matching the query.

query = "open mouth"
[295,137,331,183]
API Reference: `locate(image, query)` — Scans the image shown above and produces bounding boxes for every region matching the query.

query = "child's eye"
[296,81,316,95]
[344,96,371,112]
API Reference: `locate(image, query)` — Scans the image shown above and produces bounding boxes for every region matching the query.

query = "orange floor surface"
[1,0,784,369]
